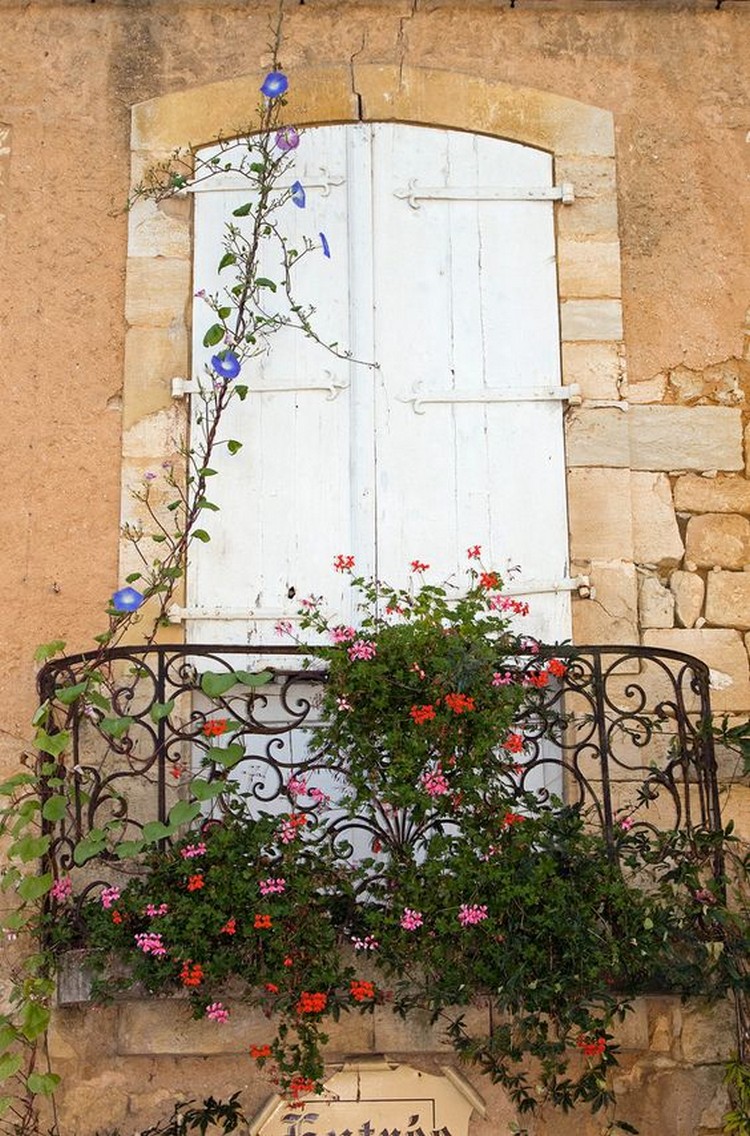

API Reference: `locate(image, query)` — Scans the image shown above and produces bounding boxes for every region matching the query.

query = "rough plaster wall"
[0,4,746,1131]
[0,1,746,740]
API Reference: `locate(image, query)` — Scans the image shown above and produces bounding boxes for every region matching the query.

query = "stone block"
[571,561,638,643]
[667,365,706,404]
[128,192,191,260]
[670,570,705,628]
[643,628,750,712]
[560,299,623,342]
[553,156,619,240]
[565,408,629,467]
[706,571,750,630]
[629,406,743,472]
[631,472,684,567]
[117,999,270,1055]
[555,195,619,243]
[557,241,621,299]
[133,68,358,151]
[122,405,186,459]
[123,325,189,430]
[567,469,633,560]
[647,997,682,1056]
[613,1063,726,1136]
[116,998,376,1057]
[125,257,191,328]
[561,342,621,400]
[680,997,735,1063]
[685,513,750,570]
[372,1004,453,1052]
[610,998,649,1051]
[639,575,674,628]
[674,473,750,515]
[354,66,615,156]
[57,950,96,1005]
[745,422,750,477]
[627,374,667,404]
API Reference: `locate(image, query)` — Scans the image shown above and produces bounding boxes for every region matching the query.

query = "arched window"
[187,124,572,646]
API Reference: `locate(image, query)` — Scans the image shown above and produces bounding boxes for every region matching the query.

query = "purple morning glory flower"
[112,587,145,613]
[319,232,331,258]
[260,71,288,99]
[291,181,306,208]
[275,126,299,152]
[211,351,241,380]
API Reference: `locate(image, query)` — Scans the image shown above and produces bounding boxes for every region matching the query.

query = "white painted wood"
[189,132,356,644]
[189,124,571,645]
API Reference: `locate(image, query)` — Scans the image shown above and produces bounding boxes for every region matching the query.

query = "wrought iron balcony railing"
[37,643,722,884]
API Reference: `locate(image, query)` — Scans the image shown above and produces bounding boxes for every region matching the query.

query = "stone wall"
[47,987,737,1136]
[0,2,747,1132]
[568,354,750,705]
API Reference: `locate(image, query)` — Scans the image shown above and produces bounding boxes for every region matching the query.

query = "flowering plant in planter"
[49,556,737,1133]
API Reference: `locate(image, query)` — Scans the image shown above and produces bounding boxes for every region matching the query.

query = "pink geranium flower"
[458,903,488,927]
[400,908,423,931]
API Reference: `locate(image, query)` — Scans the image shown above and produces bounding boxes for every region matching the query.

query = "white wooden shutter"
[187,129,357,642]
[186,124,571,646]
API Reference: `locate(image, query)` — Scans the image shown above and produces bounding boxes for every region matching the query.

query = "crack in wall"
[349,30,367,120]
[397,0,418,87]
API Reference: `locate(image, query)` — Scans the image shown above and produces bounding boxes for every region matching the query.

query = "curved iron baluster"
[36,643,722,900]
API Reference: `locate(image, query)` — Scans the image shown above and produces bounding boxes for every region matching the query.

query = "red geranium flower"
[296,991,327,1014]
[250,1044,273,1060]
[202,719,228,738]
[350,979,376,1002]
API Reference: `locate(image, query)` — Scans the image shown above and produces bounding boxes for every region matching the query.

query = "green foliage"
[725,1058,750,1134]
[24,565,744,1123]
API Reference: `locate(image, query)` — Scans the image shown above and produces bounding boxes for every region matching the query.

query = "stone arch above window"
[122,66,628,643]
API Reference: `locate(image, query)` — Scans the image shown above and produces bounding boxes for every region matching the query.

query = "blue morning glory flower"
[112,587,145,613]
[291,181,306,208]
[276,126,300,152]
[319,232,331,258]
[260,71,288,99]
[211,351,241,380]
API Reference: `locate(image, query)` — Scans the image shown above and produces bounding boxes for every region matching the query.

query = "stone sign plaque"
[251,1060,483,1136]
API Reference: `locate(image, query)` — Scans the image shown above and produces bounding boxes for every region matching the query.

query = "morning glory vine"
[0,65,347,1135]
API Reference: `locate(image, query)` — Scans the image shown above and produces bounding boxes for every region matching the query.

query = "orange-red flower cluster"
[289,1075,316,1101]
[350,979,376,1002]
[502,732,524,754]
[254,913,272,929]
[296,991,328,1015]
[502,811,526,828]
[220,917,236,935]
[479,571,500,590]
[202,718,228,737]
[180,960,204,987]
[187,874,205,891]
[112,910,123,924]
[576,1034,607,1058]
[547,658,568,678]
[250,1044,272,1060]
[444,692,476,714]
[410,704,436,724]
